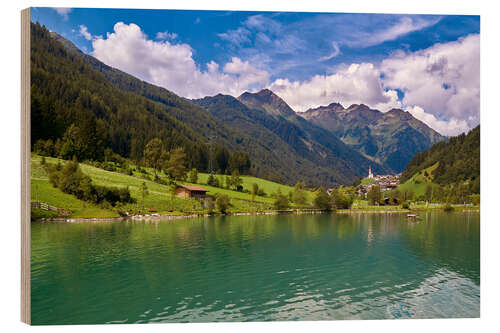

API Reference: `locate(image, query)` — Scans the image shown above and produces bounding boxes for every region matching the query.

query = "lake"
[30,211,480,324]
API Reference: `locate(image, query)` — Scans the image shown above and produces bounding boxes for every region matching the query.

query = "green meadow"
[397,163,439,197]
[30,154,313,219]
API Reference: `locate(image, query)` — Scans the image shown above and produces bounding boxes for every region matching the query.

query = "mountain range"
[32,21,444,187]
[300,103,445,173]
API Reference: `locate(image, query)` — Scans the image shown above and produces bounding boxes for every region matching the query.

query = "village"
[354,165,401,200]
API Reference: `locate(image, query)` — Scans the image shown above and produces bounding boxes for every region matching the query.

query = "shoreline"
[33,209,324,223]
[32,206,480,223]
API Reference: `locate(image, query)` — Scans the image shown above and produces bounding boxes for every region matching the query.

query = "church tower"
[368,165,374,179]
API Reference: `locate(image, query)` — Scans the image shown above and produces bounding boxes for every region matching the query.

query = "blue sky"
[31,7,480,135]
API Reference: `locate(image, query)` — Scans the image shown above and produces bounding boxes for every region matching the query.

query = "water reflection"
[31,211,479,324]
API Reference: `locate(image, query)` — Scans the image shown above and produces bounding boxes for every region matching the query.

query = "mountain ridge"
[299,102,445,172]
[192,92,387,185]
[38,23,380,186]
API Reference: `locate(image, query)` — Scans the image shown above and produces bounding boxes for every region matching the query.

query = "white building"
[368,165,374,179]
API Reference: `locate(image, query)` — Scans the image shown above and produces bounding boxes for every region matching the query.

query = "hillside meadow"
[30,154,313,219]
[397,163,439,197]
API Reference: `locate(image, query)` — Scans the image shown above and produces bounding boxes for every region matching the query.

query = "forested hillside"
[193,93,386,185]
[236,90,388,176]
[31,22,378,186]
[32,22,214,169]
[400,125,480,191]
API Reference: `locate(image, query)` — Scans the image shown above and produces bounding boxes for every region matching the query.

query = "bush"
[34,139,56,157]
[367,186,381,205]
[215,194,230,214]
[45,159,135,207]
[188,168,198,184]
[469,194,480,205]
[292,182,308,205]
[31,208,58,220]
[443,203,454,212]
[273,191,290,210]
[207,174,220,187]
[313,187,332,210]
[101,161,117,172]
[137,166,149,175]
[331,188,353,209]
[401,202,410,209]
[154,174,169,185]
[204,197,215,214]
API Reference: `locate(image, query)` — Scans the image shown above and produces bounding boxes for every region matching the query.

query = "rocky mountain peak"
[237,89,295,116]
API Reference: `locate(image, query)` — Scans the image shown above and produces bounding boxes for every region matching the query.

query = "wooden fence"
[32,201,59,211]
[31,201,72,216]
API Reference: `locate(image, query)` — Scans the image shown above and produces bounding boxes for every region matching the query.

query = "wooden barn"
[175,185,209,199]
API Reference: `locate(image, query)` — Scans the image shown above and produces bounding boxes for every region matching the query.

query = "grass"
[195,173,303,197]
[30,154,477,219]
[30,154,311,219]
[397,162,439,197]
[30,208,58,220]
[360,177,376,185]
[408,162,439,183]
[348,200,478,211]
[31,158,119,218]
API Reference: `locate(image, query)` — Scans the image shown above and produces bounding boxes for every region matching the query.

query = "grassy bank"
[30,154,310,219]
[350,199,478,211]
[31,154,478,220]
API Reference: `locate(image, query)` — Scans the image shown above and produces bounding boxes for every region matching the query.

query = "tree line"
[43,157,134,208]
[400,125,480,193]
[271,183,355,211]
[31,22,251,177]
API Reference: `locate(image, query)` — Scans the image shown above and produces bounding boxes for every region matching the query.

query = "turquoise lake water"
[30,211,480,324]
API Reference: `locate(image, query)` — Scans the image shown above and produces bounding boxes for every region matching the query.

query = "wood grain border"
[21,7,31,325]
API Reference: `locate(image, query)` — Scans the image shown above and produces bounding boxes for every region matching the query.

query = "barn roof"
[177,184,209,192]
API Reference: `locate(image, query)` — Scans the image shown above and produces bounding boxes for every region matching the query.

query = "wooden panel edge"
[21,7,31,325]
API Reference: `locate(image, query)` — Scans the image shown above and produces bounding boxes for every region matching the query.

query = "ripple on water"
[30,212,480,324]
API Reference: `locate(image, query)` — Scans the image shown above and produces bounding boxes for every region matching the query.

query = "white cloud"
[319,42,341,61]
[381,34,479,134]
[92,22,269,98]
[88,21,477,136]
[348,16,441,48]
[79,25,92,41]
[244,15,281,34]
[156,30,177,40]
[406,106,469,136]
[268,34,478,136]
[52,8,72,20]
[269,63,401,112]
[223,57,269,88]
[217,27,251,46]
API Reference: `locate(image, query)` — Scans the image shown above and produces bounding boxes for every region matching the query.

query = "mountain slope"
[237,90,389,174]
[36,22,376,186]
[299,103,445,172]
[193,91,388,185]
[400,125,479,190]
[238,89,296,117]
[33,22,213,168]
[192,94,341,185]
[36,23,317,183]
